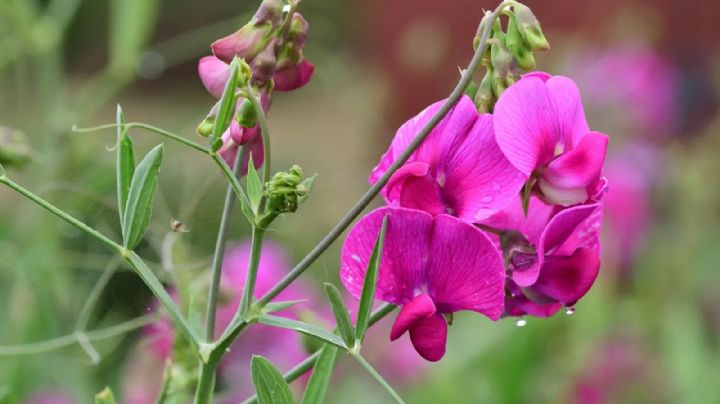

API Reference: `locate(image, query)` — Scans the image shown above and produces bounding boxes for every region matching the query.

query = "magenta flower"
[494,72,609,206]
[341,207,505,361]
[483,194,603,316]
[371,95,525,222]
[274,59,315,92]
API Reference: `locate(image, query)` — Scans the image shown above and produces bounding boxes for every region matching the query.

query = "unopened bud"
[236,58,253,88]
[235,98,257,128]
[513,3,550,51]
[490,41,518,97]
[506,15,536,70]
[265,165,314,214]
[196,116,215,137]
[475,69,495,114]
[251,39,278,85]
[0,127,32,168]
[255,0,284,26]
[211,23,273,64]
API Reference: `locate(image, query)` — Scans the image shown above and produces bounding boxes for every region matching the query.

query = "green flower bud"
[235,98,257,128]
[513,3,550,51]
[506,15,536,70]
[196,116,215,137]
[265,165,315,214]
[236,58,253,88]
[0,127,32,168]
[475,69,495,114]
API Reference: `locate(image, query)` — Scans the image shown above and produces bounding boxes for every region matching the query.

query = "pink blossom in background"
[125,240,312,403]
[494,72,608,206]
[568,45,678,137]
[371,95,525,222]
[341,207,505,361]
[26,391,76,404]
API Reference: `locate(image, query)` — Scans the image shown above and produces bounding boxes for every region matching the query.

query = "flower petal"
[425,215,505,319]
[505,295,562,318]
[274,59,315,91]
[198,56,230,98]
[340,207,433,305]
[443,114,526,221]
[533,247,600,305]
[545,75,590,147]
[390,294,436,340]
[494,76,560,176]
[408,313,447,362]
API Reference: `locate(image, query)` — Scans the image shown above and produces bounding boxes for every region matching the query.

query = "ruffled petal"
[494,76,560,176]
[408,313,447,362]
[545,75,590,147]
[198,56,230,98]
[340,208,433,305]
[425,215,505,319]
[533,247,600,305]
[390,294,436,340]
[443,114,526,222]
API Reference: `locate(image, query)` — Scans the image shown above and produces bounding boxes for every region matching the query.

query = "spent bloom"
[371,95,525,222]
[341,207,505,361]
[494,72,609,206]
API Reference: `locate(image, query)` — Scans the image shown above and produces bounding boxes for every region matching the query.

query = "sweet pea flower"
[483,193,603,316]
[341,207,505,361]
[26,391,76,404]
[494,72,609,206]
[371,95,525,222]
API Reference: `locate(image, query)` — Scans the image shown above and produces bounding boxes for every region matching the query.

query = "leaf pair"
[116,105,164,250]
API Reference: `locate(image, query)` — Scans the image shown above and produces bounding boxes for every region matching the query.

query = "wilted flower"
[341,207,505,361]
[371,95,525,222]
[494,72,608,206]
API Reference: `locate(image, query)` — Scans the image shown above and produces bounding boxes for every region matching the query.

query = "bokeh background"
[1,0,720,402]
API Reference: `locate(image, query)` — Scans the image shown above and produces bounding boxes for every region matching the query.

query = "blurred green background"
[1,0,719,403]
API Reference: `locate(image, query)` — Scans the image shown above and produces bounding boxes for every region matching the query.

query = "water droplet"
[351,254,361,262]
[516,318,527,327]
[565,307,576,315]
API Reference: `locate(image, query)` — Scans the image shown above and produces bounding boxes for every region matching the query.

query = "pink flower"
[494,72,609,206]
[274,59,315,92]
[484,194,603,316]
[198,56,232,99]
[341,207,505,361]
[26,391,76,404]
[371,95,525,222]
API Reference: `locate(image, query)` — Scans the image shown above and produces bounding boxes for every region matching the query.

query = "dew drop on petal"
[351,254,361,262]
[516,318,527,327]
[565,306,576,315]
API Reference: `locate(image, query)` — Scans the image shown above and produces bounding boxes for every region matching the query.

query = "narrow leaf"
[258,314,347,349]
[251,355,295,404]
[116,105,135,225]
[122,144,164,250]
[247,153,263,213]
[323,283,355,348]
[262,299,307,314]
[352,353,405,404]
[211,58,240,148]
[300,343,338,404]
[109,0,160,73]
[356,215,388,342]
[95,387,117,404]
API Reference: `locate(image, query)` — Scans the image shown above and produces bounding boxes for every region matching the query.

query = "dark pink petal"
[523,71,552,82]
[219,134,264,176]
[408,313,447,362]
[443,114,526,221]
[539,132,608,206]
[340,207,433,305]
[274,60,315,91]
[198,56,231,98]
[425,215,505,319]
[398,173,447,216]
[390,294,436,340]
[211,25,267,63]
[370,96,476,188]
[533,247,600,305]
[482,196,554,245]
[545,76,590,147]
[506,295,563,318]
[555,202,603,257]
[494,76,560,176]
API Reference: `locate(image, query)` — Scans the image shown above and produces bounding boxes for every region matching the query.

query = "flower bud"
[255,0,284,26]
[196,116,215,137]
[251,39,278,85]
[506,15,536,70]
[211,22,273,64]
[474,69,495,113]
[273,59,314,92]
[490,41,518,97]
[0,127,32,167]
[288,13,309,50]
[235,98,257,128]
[265,165,314,214]
[513,3,550,51]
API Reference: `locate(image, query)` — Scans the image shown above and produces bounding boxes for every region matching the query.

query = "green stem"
[0,176,200,352]
[238,226,266,317]
[245,86,271,186]
[205,146,246,341]
[352,353,405,404]
[73,122,210,154]
[193,361,217,404]
[211,152,254,221]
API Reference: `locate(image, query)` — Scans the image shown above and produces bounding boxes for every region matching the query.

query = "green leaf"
[122,144,164,250]
[247,154,263,213]
[323,283,355,349]
[300,344,338,404]
[95,387,117,404]
[251,355,295,404]
[352,353,405,404]
[211,58,240,148]
[109,0,160,73]
[116,105,135,223]
[356,215,388,343]
[262,299,307,314]
[258,314,347,349]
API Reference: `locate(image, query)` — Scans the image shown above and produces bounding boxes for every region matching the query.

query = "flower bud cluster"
[0,126,32,168]
[264,165,314,215]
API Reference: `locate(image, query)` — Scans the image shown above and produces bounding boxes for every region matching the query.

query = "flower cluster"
[341,72,608,361]
[196,0,314,172]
